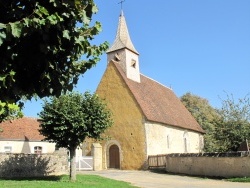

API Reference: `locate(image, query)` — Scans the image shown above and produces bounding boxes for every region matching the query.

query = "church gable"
[96,62,147,169]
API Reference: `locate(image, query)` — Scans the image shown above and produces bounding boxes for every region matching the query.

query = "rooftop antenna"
[118,0,125,10]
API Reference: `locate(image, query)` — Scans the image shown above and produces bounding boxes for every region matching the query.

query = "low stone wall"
[165,152,250,178]
[0,152,68,178]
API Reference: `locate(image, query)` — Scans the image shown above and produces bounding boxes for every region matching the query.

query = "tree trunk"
[69,147,77,181]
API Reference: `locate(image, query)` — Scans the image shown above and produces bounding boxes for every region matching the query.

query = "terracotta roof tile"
[112,61,205,133]
[0,117,44,141]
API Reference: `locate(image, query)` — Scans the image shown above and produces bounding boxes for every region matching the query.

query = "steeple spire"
[107,10,140,83]
[107,11,139,54]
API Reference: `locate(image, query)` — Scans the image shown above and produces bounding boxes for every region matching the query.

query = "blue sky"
[23,0,250,117]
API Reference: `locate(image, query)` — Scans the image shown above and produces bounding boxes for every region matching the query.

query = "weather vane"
[118,0,125,10]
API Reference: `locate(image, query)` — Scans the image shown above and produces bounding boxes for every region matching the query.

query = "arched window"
[199,135,204,152]
[184,138,188,153]
[167,135,170,149]
[131,59,136,68]
[183,131,189,153]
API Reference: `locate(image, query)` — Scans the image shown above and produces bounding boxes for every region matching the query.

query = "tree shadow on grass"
[0,175,64,181]
[0,154,59,180]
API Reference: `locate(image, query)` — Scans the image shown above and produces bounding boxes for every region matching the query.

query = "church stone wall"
[165,152,250,178]
[96,62,147,170]
[145,122,203,156]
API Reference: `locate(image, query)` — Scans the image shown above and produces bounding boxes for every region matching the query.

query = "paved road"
[79,170,250,188]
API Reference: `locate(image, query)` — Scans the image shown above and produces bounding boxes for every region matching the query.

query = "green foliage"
[39,92,113,149]
[181,92,250,152]
[39,91,113,181]
[180,92,219,152]
[0,101,23,123]
[0,174,138,188]
[0,0,108,121]
[213,94,250,152]
[227,177,250,182]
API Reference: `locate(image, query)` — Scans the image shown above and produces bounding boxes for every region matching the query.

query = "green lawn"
[0,174,138,188]
[226,177,250,183]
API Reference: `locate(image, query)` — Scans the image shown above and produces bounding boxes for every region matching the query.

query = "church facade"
[91,11,204,170]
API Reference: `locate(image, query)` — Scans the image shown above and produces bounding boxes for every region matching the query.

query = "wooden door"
[109,145,120,169]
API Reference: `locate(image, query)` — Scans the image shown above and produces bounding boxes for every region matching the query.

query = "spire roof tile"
[107,11,139,54]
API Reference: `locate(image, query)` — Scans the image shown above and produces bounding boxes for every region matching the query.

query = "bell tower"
[107,11,140,83]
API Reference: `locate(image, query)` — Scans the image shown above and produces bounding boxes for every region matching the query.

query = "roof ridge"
[140,73,173,91]
[23,116,38,119]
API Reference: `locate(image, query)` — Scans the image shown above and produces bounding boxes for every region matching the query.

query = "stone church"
[87,11,204,170]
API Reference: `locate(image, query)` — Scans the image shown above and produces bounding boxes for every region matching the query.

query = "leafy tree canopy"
[39,91,113,149]
[180,92,219,152]
[181,92,250,152]
[213,94,250,152]
[181,92,219,131]
[0,0,108,121]
[38,91,113,181]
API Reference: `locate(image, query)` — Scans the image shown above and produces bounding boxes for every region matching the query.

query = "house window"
[34,146,42,154]
[4,146,12,153]
[131,59,136,68]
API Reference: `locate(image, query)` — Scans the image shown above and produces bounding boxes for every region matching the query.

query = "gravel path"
[79,170,250,188]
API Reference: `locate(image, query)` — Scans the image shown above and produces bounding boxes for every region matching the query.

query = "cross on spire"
[118,0,125,10]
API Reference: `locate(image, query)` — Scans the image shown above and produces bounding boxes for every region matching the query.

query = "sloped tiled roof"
[107,11,139,54]
[0,117,44,141]
[112,61,205,133]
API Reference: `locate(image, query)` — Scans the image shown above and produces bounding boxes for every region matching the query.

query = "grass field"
[226,177,250,183]
[0,174,138,188]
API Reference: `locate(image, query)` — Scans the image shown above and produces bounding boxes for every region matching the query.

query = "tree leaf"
[92,5,98,13]
[10,22,22,38]
[82,10,90,24]
[63,30,70,40]
[0,32,6,46]
[38,5,49,16]
[0,23,6,29]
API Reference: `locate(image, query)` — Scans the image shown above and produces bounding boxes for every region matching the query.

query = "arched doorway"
[109,144,120,169]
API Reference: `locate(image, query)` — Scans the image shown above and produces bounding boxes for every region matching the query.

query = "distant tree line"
[181,92,250,152]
